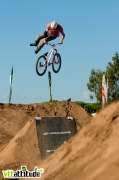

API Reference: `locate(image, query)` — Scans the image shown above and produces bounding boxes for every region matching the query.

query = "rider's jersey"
[46,23,64,37]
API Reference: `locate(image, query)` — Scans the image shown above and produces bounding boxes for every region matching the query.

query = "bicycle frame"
[45,43,59,65]
[36,42,62,76]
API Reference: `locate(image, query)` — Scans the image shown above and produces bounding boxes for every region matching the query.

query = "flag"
[10,66,13,84]
[9,66,13,103]
[48,71,52,102]
[102,74,107,108]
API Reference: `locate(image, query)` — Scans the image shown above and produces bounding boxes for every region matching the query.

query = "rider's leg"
[30,31,47,46]
[34,39,45,53]
[46,36,57,43]
[35,36,56,54]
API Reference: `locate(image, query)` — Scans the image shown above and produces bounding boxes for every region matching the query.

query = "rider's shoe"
[30,43,37,46]
[35,48,39,54]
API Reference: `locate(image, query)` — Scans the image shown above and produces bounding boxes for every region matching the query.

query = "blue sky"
[0,0,119,104]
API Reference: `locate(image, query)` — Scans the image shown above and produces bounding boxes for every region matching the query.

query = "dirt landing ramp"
[0,102,92,180]
[21,101,119,180]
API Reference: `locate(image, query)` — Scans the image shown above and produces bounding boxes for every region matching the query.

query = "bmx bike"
[36,42,62,76]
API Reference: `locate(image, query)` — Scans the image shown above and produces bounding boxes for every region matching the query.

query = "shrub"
[76,101,101,114]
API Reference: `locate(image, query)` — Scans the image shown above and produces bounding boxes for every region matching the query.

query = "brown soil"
[0,101,119,180]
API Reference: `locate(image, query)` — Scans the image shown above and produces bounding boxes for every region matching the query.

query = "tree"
[87,68,105,104]
[106,52,119,101]
[87,52,119,104]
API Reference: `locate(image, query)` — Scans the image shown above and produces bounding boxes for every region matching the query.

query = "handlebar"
[46,42,63,46]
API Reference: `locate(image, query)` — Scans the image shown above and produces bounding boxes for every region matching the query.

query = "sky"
[0,0,119,104]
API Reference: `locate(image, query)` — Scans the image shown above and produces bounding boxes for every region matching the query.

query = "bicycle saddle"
[44,52,48,56]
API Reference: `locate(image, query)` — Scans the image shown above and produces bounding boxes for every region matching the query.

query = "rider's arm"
[59,32,65,44]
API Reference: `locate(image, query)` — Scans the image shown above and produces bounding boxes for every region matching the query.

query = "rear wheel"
[36,55,47,76]
[52,53,61,73]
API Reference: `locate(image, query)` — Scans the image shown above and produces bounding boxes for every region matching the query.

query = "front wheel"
[52,53,61,73]
[36,55,47,76]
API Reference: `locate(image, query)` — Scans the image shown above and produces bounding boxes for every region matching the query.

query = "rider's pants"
[35,31,57,51]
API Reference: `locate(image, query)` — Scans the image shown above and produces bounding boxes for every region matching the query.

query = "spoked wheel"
[52,53,61,73]
[36,55,47,76]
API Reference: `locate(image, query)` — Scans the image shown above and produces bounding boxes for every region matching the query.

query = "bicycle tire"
[36,55,47,76]
[52,53,61,73]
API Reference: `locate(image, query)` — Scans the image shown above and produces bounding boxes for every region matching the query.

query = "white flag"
[10,75,12,84]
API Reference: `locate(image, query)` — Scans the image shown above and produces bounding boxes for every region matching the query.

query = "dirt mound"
[0,118,40,175]
[1,101,119,180]
[0,102,91,179]
[28,101,119,180]
[0,102,91,144]
[0,104,30,150]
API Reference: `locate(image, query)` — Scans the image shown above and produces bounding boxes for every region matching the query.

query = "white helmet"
[50,21,58,29]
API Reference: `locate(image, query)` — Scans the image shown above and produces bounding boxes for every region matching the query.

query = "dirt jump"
[0,101,119,180]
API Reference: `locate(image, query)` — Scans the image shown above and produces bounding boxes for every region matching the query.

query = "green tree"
[87,52,119,104]
[106,52,119,101]
[87,69,105,104]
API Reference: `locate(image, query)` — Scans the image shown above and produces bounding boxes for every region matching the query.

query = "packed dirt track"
[0,101,119,180]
